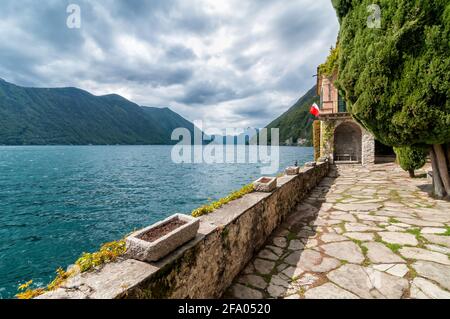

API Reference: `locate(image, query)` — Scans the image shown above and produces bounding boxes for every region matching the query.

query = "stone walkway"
[226,163,450,299]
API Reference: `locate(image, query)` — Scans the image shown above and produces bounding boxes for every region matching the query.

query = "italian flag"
[310,103,320,117]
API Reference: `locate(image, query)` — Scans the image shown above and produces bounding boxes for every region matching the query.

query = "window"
[338,94,347,113]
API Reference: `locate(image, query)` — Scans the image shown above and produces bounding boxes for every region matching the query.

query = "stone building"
[315,74,376,165]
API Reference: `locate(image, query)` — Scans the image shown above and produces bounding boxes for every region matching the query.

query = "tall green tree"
[332,0,450,198]
[394,146,428,178]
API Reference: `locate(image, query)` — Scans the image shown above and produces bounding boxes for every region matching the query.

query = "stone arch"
[333,121,362,162]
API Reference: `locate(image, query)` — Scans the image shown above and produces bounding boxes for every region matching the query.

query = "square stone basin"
[305,161,317,167]
[285,166,300,175]
[253,176,277,193]
[125,214,200,262]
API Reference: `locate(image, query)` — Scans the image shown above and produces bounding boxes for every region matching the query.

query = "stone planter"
[125,214,199,262]
[305,161,317,167]
[285,166,300,175]
[253,176,277,193]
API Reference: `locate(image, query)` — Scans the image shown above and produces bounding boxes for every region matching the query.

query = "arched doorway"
[334,122,362,163]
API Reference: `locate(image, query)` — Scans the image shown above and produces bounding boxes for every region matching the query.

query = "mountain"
[141,106,196,136]
[0,79,197,145]
[262,85,319,146]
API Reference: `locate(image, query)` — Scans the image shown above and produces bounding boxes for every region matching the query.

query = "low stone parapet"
[37,162,329,299]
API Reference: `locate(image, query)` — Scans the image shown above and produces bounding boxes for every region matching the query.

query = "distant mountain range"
[210,128,260,145]
[262,85,318,146]
[0,79,318,146]
[0,79,196,145]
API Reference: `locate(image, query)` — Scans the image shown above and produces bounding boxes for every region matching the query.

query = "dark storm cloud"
[0,0,339,128]
[179,80,238,104]
[166,45,197,61]
[123,67,194,86]
[237,108,273,121]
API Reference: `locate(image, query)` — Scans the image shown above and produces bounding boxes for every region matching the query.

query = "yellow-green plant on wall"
[192,183,254,218]
[16,280,45,300]
[320,121,335,157]
[16,239,126,299]
[76,240,127,272]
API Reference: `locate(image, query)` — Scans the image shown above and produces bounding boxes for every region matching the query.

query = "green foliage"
[192,183,255,217]
[263,86,319,146]
[319,46,340,77]
[334,0,450,147]
[313,120,321,160]
[322,122,336,144]
[16,240,126,299]
[331,0,354,22]
[0,79,196,145]
[394,146,428,173]
[75,240,127,272]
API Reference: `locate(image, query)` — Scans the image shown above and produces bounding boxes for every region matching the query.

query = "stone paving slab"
[226,164,450,299]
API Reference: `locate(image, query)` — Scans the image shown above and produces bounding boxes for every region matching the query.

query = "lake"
[0,145,313,298]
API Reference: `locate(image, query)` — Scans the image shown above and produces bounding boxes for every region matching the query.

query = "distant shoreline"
[0,144,313,147]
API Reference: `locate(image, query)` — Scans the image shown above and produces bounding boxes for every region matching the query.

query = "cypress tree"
[332,0,450,198]
[394,146,428,178]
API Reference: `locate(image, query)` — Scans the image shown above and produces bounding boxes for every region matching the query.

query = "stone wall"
[320,117,375,165]
[38,162,329,299]
[361,130,375,166]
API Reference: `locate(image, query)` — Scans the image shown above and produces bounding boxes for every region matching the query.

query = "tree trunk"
[430,145,449,198]
[408,169,415,178]
[445,143,450,167]
[433,144,450,194]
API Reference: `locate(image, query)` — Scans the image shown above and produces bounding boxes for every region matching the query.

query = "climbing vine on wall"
[322,122,335,145]
[313,120,321,161]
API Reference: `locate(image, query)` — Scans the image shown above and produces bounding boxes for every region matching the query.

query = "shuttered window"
[338,94,347,113]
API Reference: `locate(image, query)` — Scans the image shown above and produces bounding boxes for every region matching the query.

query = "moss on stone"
[388,217,400,224]
[286,232,297,241]
[443,227,450,236]
[384,243,403,254]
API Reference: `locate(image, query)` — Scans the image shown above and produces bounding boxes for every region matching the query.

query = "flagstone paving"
[225,163,450,299]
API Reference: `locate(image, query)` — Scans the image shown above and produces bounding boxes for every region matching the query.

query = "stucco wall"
[37,162,329,299]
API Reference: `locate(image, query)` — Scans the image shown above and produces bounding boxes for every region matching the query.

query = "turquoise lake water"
[0,145,313,298]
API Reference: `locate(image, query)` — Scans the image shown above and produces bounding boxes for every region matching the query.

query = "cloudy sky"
[0,0,339,129]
